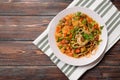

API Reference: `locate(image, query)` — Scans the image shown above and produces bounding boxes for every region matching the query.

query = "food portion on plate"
[48,7,107,66]
[55,12,103,58]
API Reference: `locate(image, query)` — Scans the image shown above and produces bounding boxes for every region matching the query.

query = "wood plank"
[0,16,52,40]
[112,0,120,10]
[0,41,55,66]
[11,0,72,2]
[0,0,9,2]
[0,66,68,80]
[102,73,120,78]
[81,67,120,80]
[99,67,120,73]
[0,1,71,16]
[0,16,53,25]
[0,0,119,16]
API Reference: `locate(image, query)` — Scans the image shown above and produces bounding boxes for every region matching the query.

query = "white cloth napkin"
[33,0,120,80]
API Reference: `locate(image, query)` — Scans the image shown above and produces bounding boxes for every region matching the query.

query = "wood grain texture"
[0,16,52,40]
[0,41,56,66]
[112,0,120,9]
[0,66,68,80]
[0,1,71,16]
[11,0,72,2]
[0,0,119,80]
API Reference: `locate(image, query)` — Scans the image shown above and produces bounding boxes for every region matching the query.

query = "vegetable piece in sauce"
[55,12,102,58]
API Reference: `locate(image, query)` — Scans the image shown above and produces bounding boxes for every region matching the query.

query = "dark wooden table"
[0,0,120,80]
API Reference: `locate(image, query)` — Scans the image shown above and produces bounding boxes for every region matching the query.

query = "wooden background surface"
[0,0,120,80]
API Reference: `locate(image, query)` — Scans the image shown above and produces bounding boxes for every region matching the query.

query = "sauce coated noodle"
[55,12,103,58]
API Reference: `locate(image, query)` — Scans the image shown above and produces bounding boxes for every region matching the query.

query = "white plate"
[48,7,108,66]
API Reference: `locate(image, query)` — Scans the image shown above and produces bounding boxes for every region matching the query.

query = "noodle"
[55,12,103,58]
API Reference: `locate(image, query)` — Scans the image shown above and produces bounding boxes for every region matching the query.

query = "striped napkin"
[33,0,120,80]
